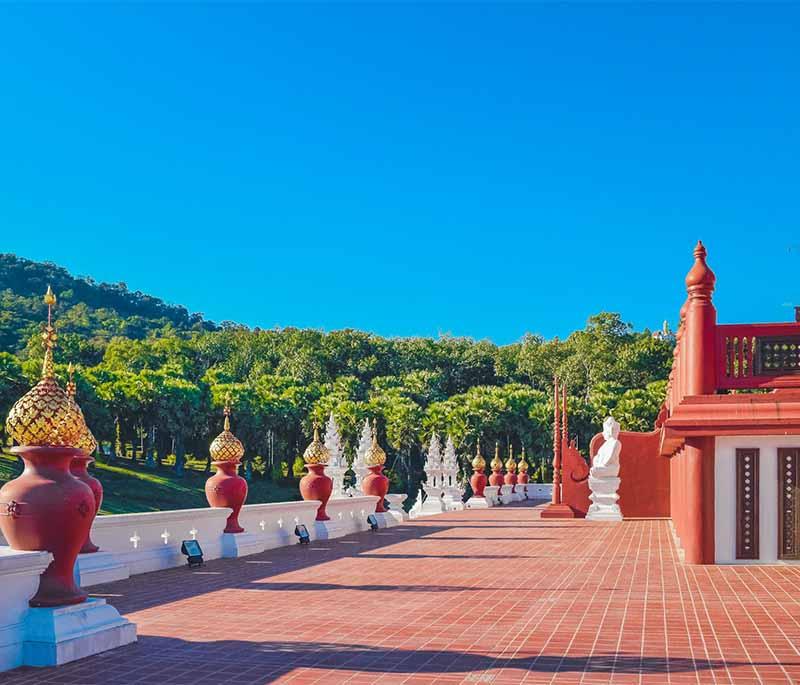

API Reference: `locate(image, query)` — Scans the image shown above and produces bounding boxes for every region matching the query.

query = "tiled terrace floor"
[4,502,800,685]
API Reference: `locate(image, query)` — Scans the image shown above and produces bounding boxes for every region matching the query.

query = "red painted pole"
[552,377,561,505]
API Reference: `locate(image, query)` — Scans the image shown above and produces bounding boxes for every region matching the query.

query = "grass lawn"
[0,452,301,514]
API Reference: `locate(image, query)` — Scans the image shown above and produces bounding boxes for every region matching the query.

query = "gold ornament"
[471,438,486,470]
[303,425,330,465]
[490,442,503,471]
[209,395,244,463]
[364,420,387,467]
[505,444,517,473]
[5,287,86,448]
[66,363,98,455]
[518,446,529,474]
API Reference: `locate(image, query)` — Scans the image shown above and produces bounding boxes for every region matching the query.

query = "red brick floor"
[4,502,800,685]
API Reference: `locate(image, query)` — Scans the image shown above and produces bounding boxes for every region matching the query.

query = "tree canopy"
[0,256,674,499]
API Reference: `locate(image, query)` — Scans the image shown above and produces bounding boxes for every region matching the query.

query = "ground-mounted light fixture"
[367,514,379,531]
[181,539,204,567]
[295,524,310,544]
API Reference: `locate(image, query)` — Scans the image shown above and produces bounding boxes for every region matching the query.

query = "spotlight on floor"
[181,539,204,567]
[295,524,310,544]
[367,514,379,531]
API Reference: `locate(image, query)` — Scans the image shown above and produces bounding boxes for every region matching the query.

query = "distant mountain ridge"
[0,253,217,358]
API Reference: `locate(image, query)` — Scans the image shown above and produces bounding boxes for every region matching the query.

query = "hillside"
[0,254,216,363]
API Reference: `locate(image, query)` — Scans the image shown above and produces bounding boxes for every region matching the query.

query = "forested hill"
[0,254,216,360]
[0,252,674,500]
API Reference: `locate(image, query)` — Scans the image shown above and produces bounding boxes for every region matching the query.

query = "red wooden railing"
[716,323,800,390]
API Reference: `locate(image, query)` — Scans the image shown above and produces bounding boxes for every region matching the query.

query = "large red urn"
[206,461,248,533]
[517,447,529,486]
[469,440,487,497]
[70,454,103,553]
[205,398,248,534]
[362,421,390,513]
[299,427,333,521]
[0,447,95,607]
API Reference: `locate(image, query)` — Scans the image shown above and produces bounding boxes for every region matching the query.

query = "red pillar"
[681,241,717,564]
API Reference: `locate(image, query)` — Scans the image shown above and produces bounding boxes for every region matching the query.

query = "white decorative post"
[412,433,447,517]
[441,435,465,510]
[352,418,372,495]
[324,412,347,498]
[587,416,623,521]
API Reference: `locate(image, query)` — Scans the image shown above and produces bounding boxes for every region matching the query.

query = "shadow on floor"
[3,636,781,685]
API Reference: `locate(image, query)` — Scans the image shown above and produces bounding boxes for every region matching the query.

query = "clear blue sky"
[1,4,798,344]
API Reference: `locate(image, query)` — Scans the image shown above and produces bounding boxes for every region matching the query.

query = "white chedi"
[587,416,623,521]
[441,435,465,510]
[324,412,347,498]
[422,433,443,497]
[351,418,373,494]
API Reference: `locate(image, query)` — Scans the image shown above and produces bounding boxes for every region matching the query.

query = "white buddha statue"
[587,416,623,521]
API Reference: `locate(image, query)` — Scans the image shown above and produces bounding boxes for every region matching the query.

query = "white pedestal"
[23,598,136,667]
[74,551,129,587]
[483,486,500,506]
[442,488,465,510]
[466,496,491,509]
[417,494,447,517]
[500,485,515,505]
[313,519,347,540]
[587,475,623,521]
[221,532,265,558]
[385,494,408,522]
[512,488,525,502]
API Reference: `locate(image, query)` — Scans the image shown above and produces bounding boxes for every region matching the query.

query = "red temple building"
[554,241,800,565]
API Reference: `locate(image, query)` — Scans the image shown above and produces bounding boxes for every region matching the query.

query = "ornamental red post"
[552,377,561,504]
[681,241,717,564]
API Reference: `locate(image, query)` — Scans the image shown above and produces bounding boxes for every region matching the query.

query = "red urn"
[205,398,248,534]
[362,421,390,512]
[206,461,248,533]
[1,446,95,607]
[517,447,530,486]
[70,455,103,553]
[299,427,333,521]
[469,439,487,497]
[362,465,390,512]
[2,292,99,607]
[504,447,518,492]
[488,443,505,487]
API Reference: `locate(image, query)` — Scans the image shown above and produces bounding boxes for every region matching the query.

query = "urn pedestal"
[0,446,95,607]
[205,461,248,533]
[470,468,487,497]
[299,464,333,521]
[70,454,103,554]
[362,465,390,512]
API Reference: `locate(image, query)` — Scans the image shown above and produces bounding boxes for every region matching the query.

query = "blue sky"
[1,4,798,344]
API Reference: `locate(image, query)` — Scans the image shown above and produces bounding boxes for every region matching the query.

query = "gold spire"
[65,363,98,455]
[5,287,86,447]
[518,445,529,473]
[471,438,486,470]
[364,419,387,466]
[303,424,330,465]
[505,444,517,472]
[490,442,503,471]
[209,396,244,462]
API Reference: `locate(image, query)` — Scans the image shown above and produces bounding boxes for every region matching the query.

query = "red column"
[681,241,717,564]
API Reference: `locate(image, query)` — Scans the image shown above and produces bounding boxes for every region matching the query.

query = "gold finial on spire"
[490,441,503,471]
[518,445,529,473]
[364,418,387,466]
[223,392,232,431]
[505,443,517,472]
[303,422,330,465]
[209,392,244,462]
[5,288,86,447]
[66,363,76,398]
[471,437,486,470]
